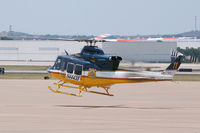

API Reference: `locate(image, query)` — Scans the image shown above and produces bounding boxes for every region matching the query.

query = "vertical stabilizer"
[166,55,184,70]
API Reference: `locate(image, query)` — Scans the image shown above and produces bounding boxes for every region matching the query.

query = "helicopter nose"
[109,56,122,61]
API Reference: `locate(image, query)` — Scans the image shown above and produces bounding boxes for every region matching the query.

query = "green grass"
[173,75,200,81]
[0,65,49,71]
[0,65,51,79]
[0,73,50,79]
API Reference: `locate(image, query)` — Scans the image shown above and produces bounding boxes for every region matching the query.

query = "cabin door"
[66,63,83,82]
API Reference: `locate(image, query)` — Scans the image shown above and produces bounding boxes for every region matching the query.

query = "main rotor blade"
[2,36,108,43]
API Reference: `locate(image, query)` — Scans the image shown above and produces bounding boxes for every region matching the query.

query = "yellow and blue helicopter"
[47,36,183,97]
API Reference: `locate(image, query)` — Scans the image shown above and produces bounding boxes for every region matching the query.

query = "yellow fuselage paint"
[50,72,170,88]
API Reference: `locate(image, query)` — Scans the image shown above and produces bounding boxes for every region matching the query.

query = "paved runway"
[0,80,200,133]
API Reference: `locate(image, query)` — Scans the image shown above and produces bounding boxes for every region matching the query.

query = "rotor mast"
[85,39,106,46]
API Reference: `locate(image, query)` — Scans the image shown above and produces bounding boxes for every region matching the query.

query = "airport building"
[0,39,199,62]
[177,38,200,49]
[0,40,86,61]
[103,41,177,62]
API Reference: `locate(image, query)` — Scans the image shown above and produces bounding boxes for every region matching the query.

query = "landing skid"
[48,80,114,97]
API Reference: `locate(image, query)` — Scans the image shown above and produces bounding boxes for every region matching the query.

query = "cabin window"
[61,61,66,71]
[75,65,83,75]
[67,63,74,73]
[55,58,62,70]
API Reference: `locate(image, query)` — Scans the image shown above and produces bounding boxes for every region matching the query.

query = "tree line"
[177,47,200,62]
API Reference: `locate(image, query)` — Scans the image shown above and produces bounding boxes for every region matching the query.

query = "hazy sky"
[0,0,200,35]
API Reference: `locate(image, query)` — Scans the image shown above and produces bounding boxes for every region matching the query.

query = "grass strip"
[0,73,50,79]
[0,65,49,71]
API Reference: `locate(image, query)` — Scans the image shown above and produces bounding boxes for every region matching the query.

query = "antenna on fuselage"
[64,49,69,55]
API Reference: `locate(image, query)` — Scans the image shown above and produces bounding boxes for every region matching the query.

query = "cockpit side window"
[61,60,66,71]
[67,63,74,73]
[54,58,62,70]
[75,65,83,75]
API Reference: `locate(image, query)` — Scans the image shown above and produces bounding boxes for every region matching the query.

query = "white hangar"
[102,41,177,62]
[177,38,200,49]
[0,40,178,62]
[0,40,85,61]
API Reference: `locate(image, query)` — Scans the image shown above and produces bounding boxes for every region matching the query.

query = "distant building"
[0,38,199,62]
[0,40,86,61]
[177,38,200,49]
[102,41,177,62]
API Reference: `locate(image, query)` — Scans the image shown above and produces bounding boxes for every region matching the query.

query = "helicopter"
[47,37,184,97]
[3,34,183,97]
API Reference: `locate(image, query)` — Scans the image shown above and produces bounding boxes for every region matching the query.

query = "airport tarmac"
[0,80,200,133]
